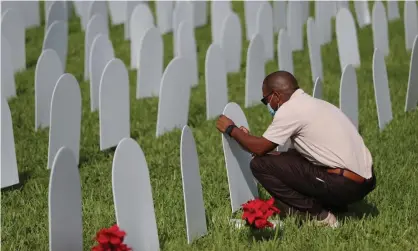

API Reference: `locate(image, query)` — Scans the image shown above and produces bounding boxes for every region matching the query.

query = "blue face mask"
[267,103,276,117]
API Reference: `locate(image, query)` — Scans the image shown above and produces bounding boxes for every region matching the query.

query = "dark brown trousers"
[250,151,376,217]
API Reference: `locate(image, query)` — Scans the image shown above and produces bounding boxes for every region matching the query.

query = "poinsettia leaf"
[266,197,275,206]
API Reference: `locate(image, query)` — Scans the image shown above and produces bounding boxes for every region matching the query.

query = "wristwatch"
[225,125,237,137]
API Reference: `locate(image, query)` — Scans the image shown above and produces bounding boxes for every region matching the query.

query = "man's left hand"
[216,115,235,133]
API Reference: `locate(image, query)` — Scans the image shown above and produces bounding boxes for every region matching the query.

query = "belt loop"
[339,168,344,176]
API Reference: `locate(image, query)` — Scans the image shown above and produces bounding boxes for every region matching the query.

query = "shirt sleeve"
[262,106,302,146]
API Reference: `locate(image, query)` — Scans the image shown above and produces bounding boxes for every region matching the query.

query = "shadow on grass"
[337,199,379,219]
[1,170,32,191]
[246,225,283,242]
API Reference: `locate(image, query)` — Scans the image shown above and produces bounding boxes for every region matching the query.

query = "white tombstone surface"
[256,2,274,61]
[372,1,389,56]
[404,1,418,50]
[336,8,361,71]
[193,0,207,28]
[124,1,141,40]
[49,147,83,251]
[156,0,174,34]
[354,1,371,28]
[172,0,194,55]
[272,0,286,33]
[1,36,16,100]
[88,0,108,28]
[211,0,231,44]
[278,29,294,74]
[45,1,67,32]
[405,35,418,112]
[220,12,242,73]
[1,8,26,72]
[340,64,359,130]
[112,138,160,251]
[221,102,259,213]
[287,1,304,51]
[108,0,127,25]
[84,14,109,81]
[47,74,82,170]
[372,48,393,131]
[20,0,40,28]
[43,20,68,71]
[177,20,199,87]
[244,1,265,40]
[99,59,130,150]
[1,98,19,189]
[130,3,155,69]
[35,49,63,130]
[137,27,163,98]
[180,126,208,244]
[307,17,324,84]
[205,44,228,120]
[315,0,333,45]
[90,34,115,112]
[245,34,265,108]
[156,57,192,137]
[312,77,323,100]
[387,0,400,21]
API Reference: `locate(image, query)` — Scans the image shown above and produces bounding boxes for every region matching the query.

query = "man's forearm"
[230,127,271,156]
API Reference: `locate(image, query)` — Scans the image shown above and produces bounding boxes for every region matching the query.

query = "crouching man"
[216,71,376,228]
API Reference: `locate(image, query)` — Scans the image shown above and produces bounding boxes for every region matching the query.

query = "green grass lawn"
[2,1,418,250]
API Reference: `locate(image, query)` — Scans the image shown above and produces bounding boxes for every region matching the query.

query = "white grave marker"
[372,49,393,131]
[49,147,83,251]
[245,34,265,108]
[84,14,108,81]
[99,59,130,150]
[108,0,126,25]
[278,29,294,74]
[307,17,323,84]
[21,0,40,28]
[244,1,265,40]
[221,102,259,213]
[43,20,68,71]
[156,57,192,137]
[313,77,322,99]
[124,1,141,40]
[220,12,242,73]
[48,74,81,170]
[372,1,389,57]
[340,65,359,129]
[404,1,418,50]
[112,138,159,251]
[137,27,163,98]
[211,0,231,44]
[272,0,286,33]
[315,1,333,45]
[177,21,199,86]
[1,98,19,189]
[205,44,228,120]
[79,1,92,31]
[130,3,155,69]
[1,8,25,72]
[336,8,361,71]
[173,1,194,53]
[156,1,173,34]
[45,1,67,32]
[1,37,15,100]
[336,1,349,11]
[405,35,418,112]
[35,49,63,130]
[180,126,208,244]
[90,34,115,112]
[287,1,304,51]
[88,0,108,28]
[193,0,207,27]
[256,2,274,61]
[387,1,400,21]
[354,1,371,28]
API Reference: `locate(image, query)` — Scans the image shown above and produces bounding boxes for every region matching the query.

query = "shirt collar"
[289,88,305,100]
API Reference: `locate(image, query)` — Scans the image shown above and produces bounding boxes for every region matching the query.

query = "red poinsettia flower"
[241,198,280,229]
[92,224,132,251]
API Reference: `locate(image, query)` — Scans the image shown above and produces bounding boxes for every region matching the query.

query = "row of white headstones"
[1,1,418,250]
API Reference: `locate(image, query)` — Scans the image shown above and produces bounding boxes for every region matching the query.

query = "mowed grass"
[2,1,418,250]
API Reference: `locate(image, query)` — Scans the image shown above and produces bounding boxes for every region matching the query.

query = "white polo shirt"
[262,89,373,179]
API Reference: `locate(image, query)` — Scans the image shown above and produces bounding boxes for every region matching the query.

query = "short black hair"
[263,71,299,97]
